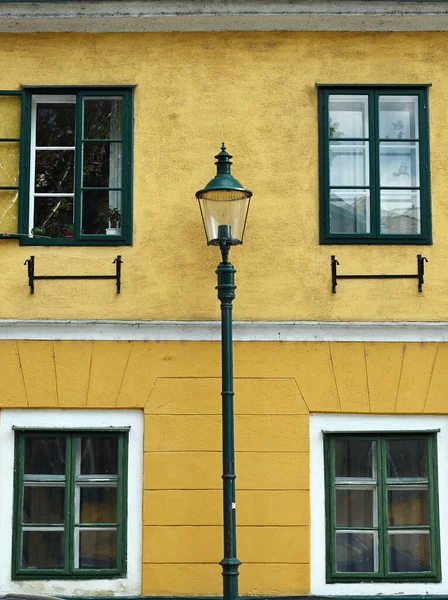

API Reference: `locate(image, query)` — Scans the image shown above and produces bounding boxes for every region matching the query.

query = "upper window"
[318,85,431,244]
[0,86,133,245]
[13,430,128,578]
[324,433,440,583]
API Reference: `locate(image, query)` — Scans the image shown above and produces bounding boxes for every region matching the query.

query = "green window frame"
[12,429,128,579]
[318,84,431,244]
[324,433,440,583]
[6,85,134,246]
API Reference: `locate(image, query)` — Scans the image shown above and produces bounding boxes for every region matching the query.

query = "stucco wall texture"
[0,31,446,321]
[0,339,447,594]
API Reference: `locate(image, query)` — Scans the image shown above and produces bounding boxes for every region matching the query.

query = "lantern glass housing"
[196,144,252,245]
[197,188,251,245]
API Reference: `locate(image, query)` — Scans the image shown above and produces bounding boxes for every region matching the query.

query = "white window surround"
[0,409,143,596]
[310,413,448,596]
[29,95,76,236]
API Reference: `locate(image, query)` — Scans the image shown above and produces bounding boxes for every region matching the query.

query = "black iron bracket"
[331,254,428,294]
[24,255,123,295]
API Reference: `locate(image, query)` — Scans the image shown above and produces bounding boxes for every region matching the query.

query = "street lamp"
[196,143,252,600]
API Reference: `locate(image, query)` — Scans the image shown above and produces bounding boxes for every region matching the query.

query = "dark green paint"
[12,430,128,579]
[216,224,241,600]
[318,85,432,245]
[196,143,252,201]
[58,597,448,600]
[324,432,441,583]
[9,86,134,246]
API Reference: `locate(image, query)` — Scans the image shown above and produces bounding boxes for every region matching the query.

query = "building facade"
[0,1,448,598]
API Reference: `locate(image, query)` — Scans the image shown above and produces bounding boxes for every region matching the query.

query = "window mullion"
[74,93,83,240]
[65,433,75,575]
[378,437,388,577]
[370,90,380,238]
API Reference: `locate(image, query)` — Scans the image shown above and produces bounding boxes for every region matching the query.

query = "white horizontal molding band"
[1,320,448,341]
[0,1,447,32]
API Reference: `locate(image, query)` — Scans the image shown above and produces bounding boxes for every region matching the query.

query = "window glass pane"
[84,97,122,140]
[80,487,117,523]
[381,190,421,235]
[335,440,375,479]
[386,439,428,479]
[83,142,122,188]
[22,530,64,569]
[336,531,377,572]
[80,437,118,475]
[330,190,370,234]
[33,196,73,238]
[330,141,369,187]
[81,190,122,235]
[35,150,75,193]
[379,96,419,140]
[78,529,117,569]
[329,95,369,139]
[388,487,428,526]
[380,142,419,187]
[0,189,18,234]
[36,103,75,147]
[389,532,430,572]
[0,141,19,186]
[24,437,65,475]
[0,95,21,138]
[23,486,65,524]
[336,488,375,527]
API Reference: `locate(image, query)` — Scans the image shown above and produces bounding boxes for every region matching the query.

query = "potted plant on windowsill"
[64,224,74,238]
[106,208,121,235]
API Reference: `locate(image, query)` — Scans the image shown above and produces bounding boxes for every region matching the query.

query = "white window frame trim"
[29,94,76,235]
[310,413,448,596]
[0,409,143,596]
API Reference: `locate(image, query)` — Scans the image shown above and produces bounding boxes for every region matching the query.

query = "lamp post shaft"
[217,225,241,600]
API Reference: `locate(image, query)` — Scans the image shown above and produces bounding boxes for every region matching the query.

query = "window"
[318,85,431,244]
[13,430,128,578]
[324,433,440,583]
[0,86,133,245]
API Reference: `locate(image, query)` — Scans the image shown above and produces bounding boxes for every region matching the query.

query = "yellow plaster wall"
[0,32,446,321]
[1,339,447,594]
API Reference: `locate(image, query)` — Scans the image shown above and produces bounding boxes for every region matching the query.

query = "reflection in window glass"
[330,190,370,234]
[329,95,369,139]
[387,439,428,479]
[335,440,375,479]
[379,96,419,140]
[389,532,431,572]
[336,532,377,573]
[24,437,65,475]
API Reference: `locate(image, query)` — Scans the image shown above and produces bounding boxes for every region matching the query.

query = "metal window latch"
[24,255,123,294]
[331,254,428,293]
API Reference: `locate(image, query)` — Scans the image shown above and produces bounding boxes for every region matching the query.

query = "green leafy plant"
[31,226,47,236]
[108,208,121,228]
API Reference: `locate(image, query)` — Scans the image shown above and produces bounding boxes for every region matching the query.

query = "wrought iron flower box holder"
[331,254,428,293]
[24,255,123,294]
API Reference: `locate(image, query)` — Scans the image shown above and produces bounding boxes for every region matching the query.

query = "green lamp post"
[196,144,252,600]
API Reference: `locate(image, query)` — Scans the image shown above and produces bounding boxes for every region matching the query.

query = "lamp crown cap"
[215,142,233,166]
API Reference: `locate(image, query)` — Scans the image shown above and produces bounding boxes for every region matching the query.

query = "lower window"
[13,430,128,578]
[324,433,440,583]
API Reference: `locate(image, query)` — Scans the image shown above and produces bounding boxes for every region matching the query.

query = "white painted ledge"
[0,1,447,32]
[1,319,448,341]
